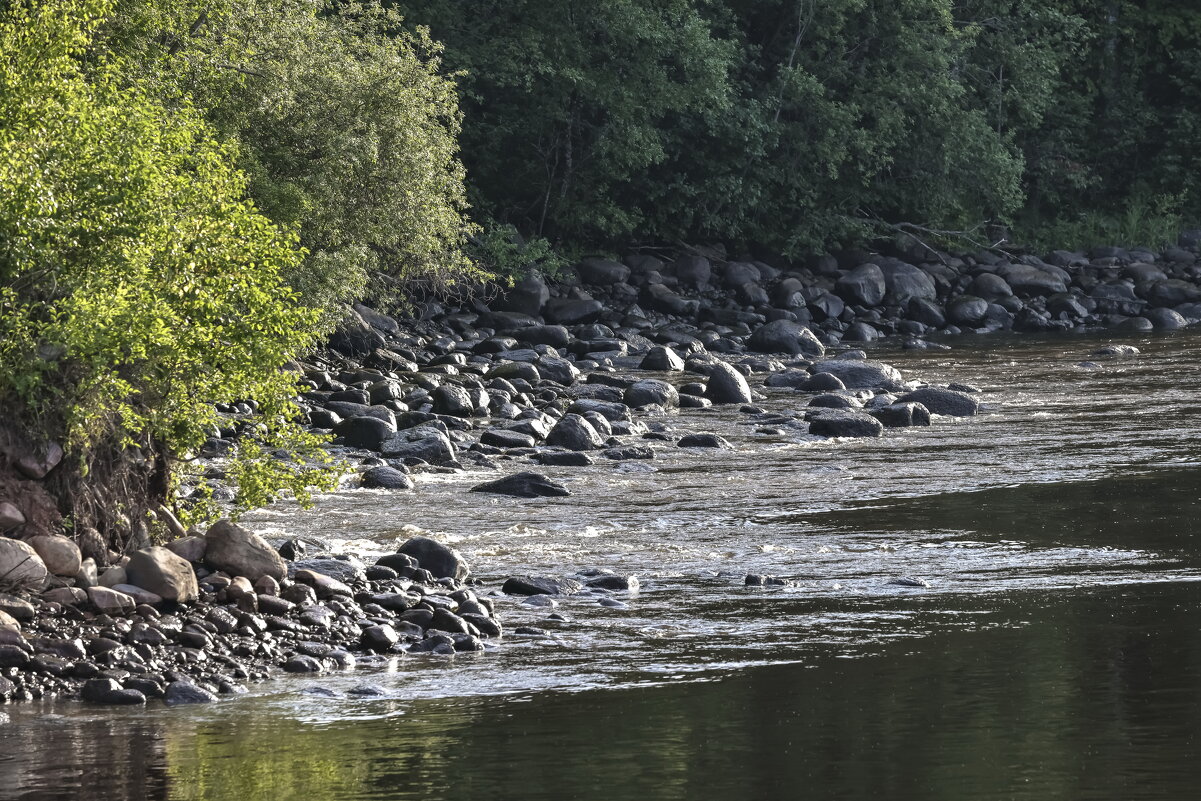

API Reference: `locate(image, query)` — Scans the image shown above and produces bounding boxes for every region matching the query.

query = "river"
[3,331,1201,800]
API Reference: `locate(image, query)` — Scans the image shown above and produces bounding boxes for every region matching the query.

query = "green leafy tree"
[0,0,335,545]
[103,0,482,321]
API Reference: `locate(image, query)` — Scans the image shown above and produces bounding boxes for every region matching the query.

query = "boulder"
[747,320,825,357]
[946,295,989,326]
[396,536,470,581]
[380,427,456,464]
[164,681,219,705]
[502,576,582,596]
[480,429,538,449]
[492,273,549,317]
[14,441,63,480]
[125,546,198,603]
[545,414,605,451]
[676,433,732,448]
[27,535,81,577]
[624,379,679,409]
[333,416,395,451]
[996,263,1067,297]
[544,298,603,325]
[86,585,135,615]
[880,261,937,304]
[0,538,47,592]
[704,361,753,404]
[576,258,631,285]
[673,255,711,289]
[810,360,902,390]
[164,535,206,563]
[968,272,1014,301]
[0,503,24,531]
[640,346,685,372]
[360,465,414,490]
[808,409,885,438]
[897,387,979,417]
[835,263,887,307]
[470,472,571,498]
[204,519,287,582]
[871,402,932,428]
[431,384,475,418]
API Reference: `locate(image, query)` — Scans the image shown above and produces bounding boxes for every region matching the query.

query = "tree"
[0,0,333,547]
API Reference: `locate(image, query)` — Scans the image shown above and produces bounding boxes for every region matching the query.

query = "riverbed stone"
[502,576,582,596]
[835,263,887,307]
[380,427,457,465]
[747,320,825,357]
[810,360,901,390]
[360,465,414,490]
[26,535,81,577]
[86,586,135,615]
[164,535,206,564]
[396,536,470,581]
[808,409,885,438]
[704,361,753,404]
[624,379,679,409]
[204,519,288,582]
[470,472,570,498]
[0,538,47,592]
[640,346,685,372]
[545,414,605,451]
[165,681,219,705]
[897,387,979,417]
[125,546,198,603]
[871,402,932,428]
[676,433,732,449]
[0,503,24,532]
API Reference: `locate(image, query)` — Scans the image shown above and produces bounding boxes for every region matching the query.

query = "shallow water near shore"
[5,331,1201,800]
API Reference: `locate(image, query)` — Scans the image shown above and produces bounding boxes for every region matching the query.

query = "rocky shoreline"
[1,239,1193,708]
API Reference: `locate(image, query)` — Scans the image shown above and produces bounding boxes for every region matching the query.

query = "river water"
[4,332,1201,800]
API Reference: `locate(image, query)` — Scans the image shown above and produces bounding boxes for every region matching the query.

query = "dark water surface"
[4,332,1201,800]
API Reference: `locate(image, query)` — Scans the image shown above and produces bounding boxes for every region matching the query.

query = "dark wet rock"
[807,393,861,410]
[361,465,414,490]
[744,574,789,587]
[431,385,475,417]
[640,346,685,372]
[842,322,879,343]
[810,360,901,390]
[880,261,937,304]
[1091,344,1140,357]
[808,409,885,438]
[534,450,594,467]
[704,361,753,404]
[545,298,603,325]
[165,681,219,705]
[835,263,886,306]
[480,429,538,449]
[996,263,1067,296]
[585,574,639,591]
[603,446,655,461]
[946,295,989,326]
[545,413,605,451]
[502,576,582,596]
[1113,316,1154,332]
[887,577,931,588]
[471,472,570,498]
[0,594,35,622]
[747,320,825,357]
[396,536,470,581]
[290,556,365,585]
[205,519,288,582]
[576,257,631,285]
[624,379,679,409]
[897,387,980,417]
[333,416,395,450]
[762,370,811,389]
[1143,279,1201,307]
[871,402,932,428]
[492,273,549,317]
[1146,307,1189,330]
[277,538,307,561]
[676,433,732,449]
[283,655,325,673]
[968,272,1014,301]
[380,427,456,464]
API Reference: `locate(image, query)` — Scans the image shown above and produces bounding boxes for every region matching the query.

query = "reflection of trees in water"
[0,710,170,801]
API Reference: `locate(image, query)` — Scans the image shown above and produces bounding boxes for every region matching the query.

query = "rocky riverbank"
[0,238,1188,708]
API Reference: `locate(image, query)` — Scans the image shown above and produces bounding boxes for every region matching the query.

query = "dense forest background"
[1,0,1198,544]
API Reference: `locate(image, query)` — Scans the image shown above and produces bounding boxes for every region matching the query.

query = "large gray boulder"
[704,362,753,404]
[204,520,287,582]
[811,360,902,390]
[396,536,470,581]
[747,320,825,357]
[624,379,679,409]
[126,546,198,603]
[880,261,937,304]
[492,273,549,317]
[545,414,605,451]
[0,538,47,592]
[27,535,81,577]
[470,472,570,498]
[835,263,887,307]
[808,409,885,438]
[897,387,979,416]
[576,258,631,286]
[380,427,456,464]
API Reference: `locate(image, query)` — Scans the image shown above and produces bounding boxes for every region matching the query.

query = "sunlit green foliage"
[0,0,336,527]
[105,0,481,319]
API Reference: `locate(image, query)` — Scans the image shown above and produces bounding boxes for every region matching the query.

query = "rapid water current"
[4,331,1201,800]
